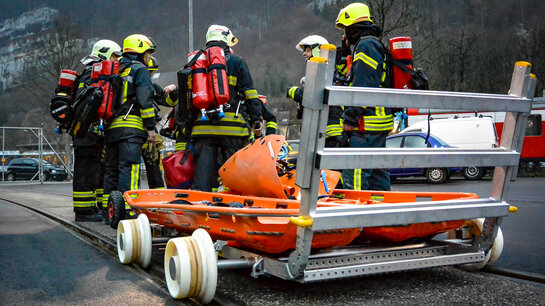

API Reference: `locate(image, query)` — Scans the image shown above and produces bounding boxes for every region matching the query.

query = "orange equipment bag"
[162,149,195,189]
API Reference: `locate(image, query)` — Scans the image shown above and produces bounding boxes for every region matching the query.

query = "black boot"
[75,212,103,222]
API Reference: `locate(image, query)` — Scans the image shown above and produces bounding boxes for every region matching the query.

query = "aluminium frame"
[220,46,536,282]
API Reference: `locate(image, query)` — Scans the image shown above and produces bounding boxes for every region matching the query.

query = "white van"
[400,117,498,180]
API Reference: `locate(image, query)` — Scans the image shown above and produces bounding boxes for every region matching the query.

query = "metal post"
[289,46,336,278]
[2,128,4,182]
[39,127,43,183]
[188,0,194,52]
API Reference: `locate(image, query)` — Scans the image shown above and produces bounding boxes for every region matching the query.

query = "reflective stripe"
[370,194,385,201]
[78,83,84,88]
[73,191,95,196]
[73,202,96,207]
[122,81,129,104]
[354,169,362,191]
[192,125,250,137]
[228,76,237,86]
[130,164,140,191]
[381,62,387,83]
[165,95,177,106]
[326,123,343,137]
[266,122,277,129]
[102,194,109,208]
[140,107,155,119]
[288,87,297,99]
[244,89,259,100]
[107,115,145,130]
[175,142,186,151]
[354,52,378,70]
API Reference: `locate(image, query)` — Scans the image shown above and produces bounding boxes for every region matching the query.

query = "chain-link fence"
[0,126,72,183]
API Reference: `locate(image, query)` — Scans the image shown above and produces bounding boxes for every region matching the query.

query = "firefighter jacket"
[343,36,393,133]
[191,45,262,138]
[287,86,343,139]
[105,55,156,143]
[73,60,103,147]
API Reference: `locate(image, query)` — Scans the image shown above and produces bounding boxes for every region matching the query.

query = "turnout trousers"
[341,132,390,191]
[102,139,144,212]
[73,139,104,214]
[191,136,247,192]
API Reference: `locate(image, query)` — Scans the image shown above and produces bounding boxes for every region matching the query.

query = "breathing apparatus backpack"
[186,46,230,121]
[69,60,121,138]
[50,70,80,132]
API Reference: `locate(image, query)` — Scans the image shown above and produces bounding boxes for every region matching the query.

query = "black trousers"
[142,155,165,189]
[191,136,247,192]
[103,139,144,210]
[73,143,103,214]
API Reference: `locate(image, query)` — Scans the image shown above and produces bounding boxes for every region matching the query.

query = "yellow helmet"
[123,34,156,54]
[147,56,159,71]
[206,25,238,47]
[335,2,373,29]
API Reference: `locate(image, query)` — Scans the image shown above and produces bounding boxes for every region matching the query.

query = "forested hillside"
[1,0,544,139]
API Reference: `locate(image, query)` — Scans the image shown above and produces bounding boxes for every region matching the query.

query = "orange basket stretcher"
[124,188,477,254]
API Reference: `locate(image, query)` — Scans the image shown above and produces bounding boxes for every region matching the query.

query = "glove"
[252,120,264,138]
[142,142,159,164]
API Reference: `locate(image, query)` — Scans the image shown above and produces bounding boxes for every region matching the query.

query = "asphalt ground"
[0,199,175,305]
[1,178,545,305]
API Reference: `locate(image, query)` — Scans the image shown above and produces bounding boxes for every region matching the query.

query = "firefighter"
[190,25,263,191]
[73,39,121,222]
[102,34,157,223]
[141,56,178,189]
[286,35,344,148]
[335,3,393,191]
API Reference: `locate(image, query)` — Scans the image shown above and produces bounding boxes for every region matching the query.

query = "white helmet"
[206,25,238,47]
[295,35,329,58]
[91,39,122,61]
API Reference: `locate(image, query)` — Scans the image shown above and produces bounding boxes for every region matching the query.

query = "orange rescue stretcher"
[124,135,476,254]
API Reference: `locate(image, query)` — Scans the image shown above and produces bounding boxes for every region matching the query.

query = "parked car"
[386,132,460,184]
[401,117,497,180]
[6,158,68,182]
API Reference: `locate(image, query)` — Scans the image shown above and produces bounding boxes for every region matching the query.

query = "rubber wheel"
[108,191,125,229]
[6,173,15,182]
[462,166,484,180]
[448,219,503,271]
[425,168,447,184]
[164,230,217,303]
[116,214,152,268]
[43,172,50,181]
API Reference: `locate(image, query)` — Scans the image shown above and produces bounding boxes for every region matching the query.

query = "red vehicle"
[406,99,545,162]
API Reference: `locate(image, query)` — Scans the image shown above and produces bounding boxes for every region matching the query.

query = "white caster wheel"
[454,218,503,271]
[488,226,504,264]
[117,214,152,268]
[164,229,217,304]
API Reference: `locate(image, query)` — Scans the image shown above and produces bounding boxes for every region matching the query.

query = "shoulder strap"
[185,50,204,69]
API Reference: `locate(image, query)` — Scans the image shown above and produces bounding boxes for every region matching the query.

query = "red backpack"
[187,46,229,121]
[90,60,121,123]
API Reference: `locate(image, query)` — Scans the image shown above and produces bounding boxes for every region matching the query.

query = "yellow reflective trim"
[244,89,259,100]
[78,83,84,88]
[73,191,95,195]
[354,52,378,70]
[165,95,178,106]
[228,76,237,86]
[175,142,186,151]
[191,125,250,137]
[288,87,297,99]
[140,107,155,118]
[354,169,361,191]
[266,122,277,129]
[122,81,128,104]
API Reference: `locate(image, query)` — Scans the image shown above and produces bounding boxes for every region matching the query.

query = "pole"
[188,0,194,52]
[39,127,43,183]
[2,128,4,182]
